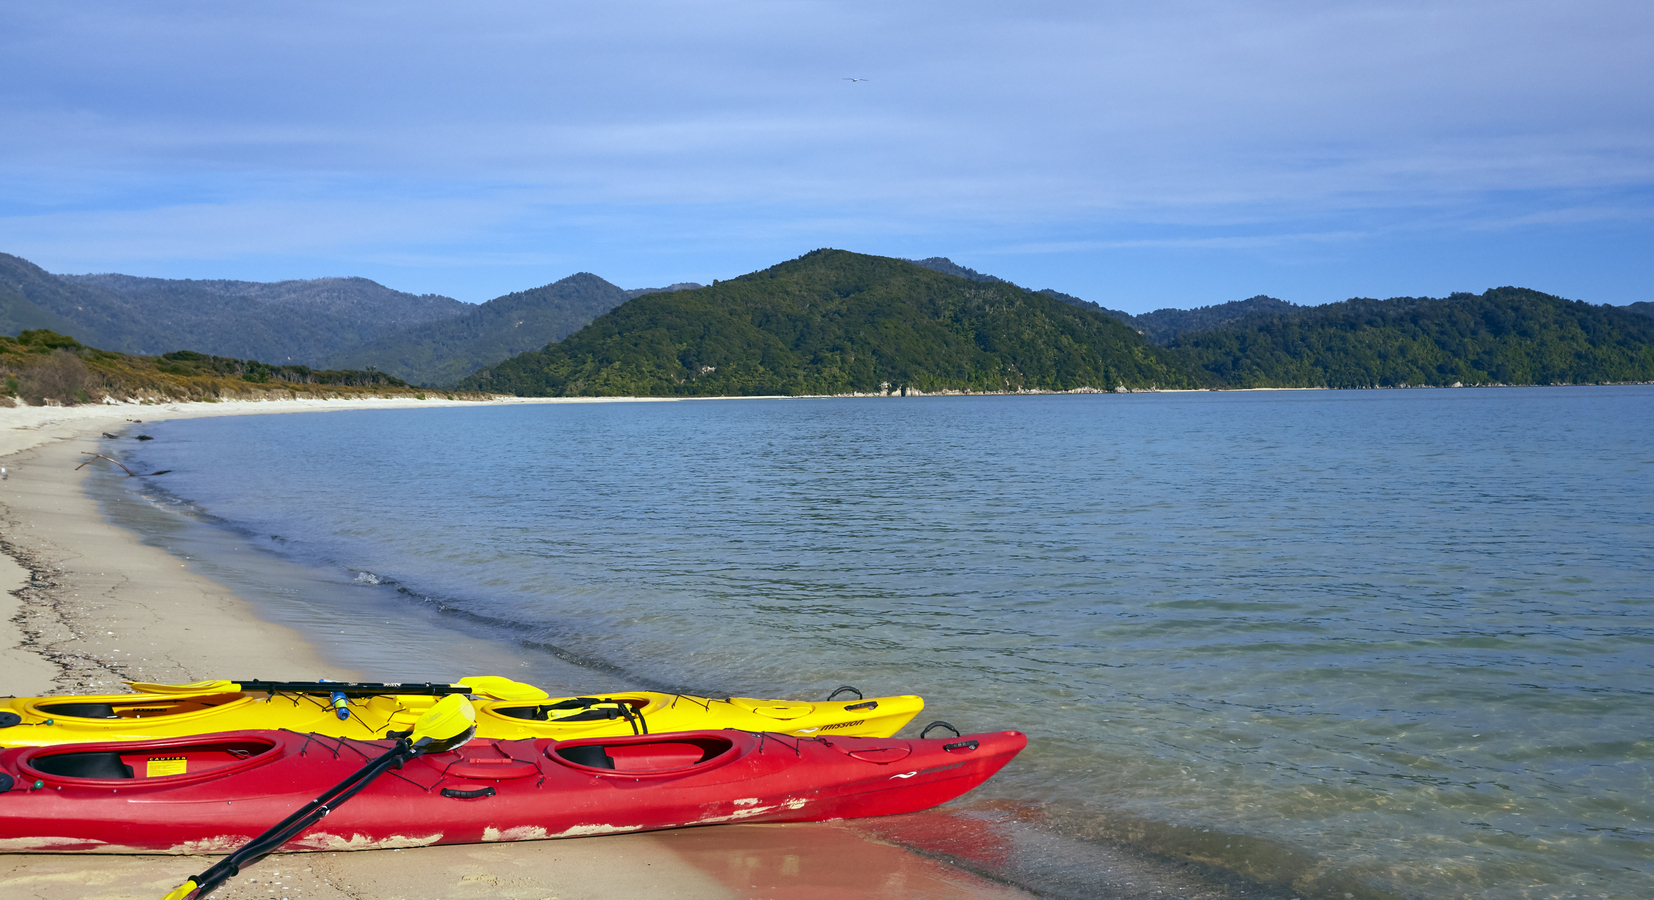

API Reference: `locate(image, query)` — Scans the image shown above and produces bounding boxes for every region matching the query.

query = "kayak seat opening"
[31,751,134,779]
[37,702,120,719]
[28,738,277,782]
[555,744,616,769]
[553,736,734,773]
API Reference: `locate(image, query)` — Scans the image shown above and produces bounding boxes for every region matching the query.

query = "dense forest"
[461,250,1194,396]
[1167,287,1654,388]
[1133,295,1300,344]
[906,256,1135,321]
[462,255,1653,396]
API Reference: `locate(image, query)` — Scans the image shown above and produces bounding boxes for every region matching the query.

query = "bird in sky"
[843,77,869,82]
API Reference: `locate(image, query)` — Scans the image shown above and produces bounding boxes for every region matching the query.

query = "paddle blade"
[125,680,239,696]
[411,694,477,752]
[157,878,198,900]
[455,675,549,701]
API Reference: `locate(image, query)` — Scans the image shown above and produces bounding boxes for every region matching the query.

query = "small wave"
[354,571,385,585]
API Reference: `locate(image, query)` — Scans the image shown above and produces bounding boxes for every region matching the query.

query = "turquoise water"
[110,388,1653,899]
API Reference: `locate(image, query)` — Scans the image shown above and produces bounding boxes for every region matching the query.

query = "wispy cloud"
[2,0,1650,308]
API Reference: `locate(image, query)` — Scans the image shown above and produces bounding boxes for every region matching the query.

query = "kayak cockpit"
[14,693,250,724]
[15,736,281,784]
[551,735,735,774]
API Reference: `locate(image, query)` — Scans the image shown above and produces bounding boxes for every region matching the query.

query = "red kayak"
[0,728,1024,853]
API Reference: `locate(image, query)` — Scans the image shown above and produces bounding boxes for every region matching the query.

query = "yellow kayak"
[0,677,923,747]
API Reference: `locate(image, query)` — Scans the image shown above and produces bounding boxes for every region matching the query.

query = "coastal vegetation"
[0,329,441,407]
[458,250,1195,396]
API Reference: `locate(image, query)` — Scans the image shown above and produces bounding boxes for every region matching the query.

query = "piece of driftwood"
[75,453,171,477]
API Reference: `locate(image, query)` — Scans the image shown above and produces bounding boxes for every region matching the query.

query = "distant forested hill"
[325,273,636,387]
[1,258,82,337]
[1,252,469,363]
[906,256,1139,323]
[1133,295,1300,344]
[902,256,1652,386]
[1168,287,1654,388]
[903,258,1315,343]
[57,271,469,362]
[2,253,144,347]
[460,249,1193,396]
[625,282,703,299]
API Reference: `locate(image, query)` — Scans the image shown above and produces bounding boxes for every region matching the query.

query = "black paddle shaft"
[232,680,473,697]
[184,740,418,898]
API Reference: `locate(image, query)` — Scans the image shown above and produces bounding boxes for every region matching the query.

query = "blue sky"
[2,1,1649,313]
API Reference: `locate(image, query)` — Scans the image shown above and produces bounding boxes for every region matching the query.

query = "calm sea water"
[105,388,1652,900]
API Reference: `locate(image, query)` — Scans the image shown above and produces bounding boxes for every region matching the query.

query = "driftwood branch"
[76,453,171,477]
[77,453,136,476]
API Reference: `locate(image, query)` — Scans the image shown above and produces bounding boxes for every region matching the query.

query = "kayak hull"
[0,690,924,746]
[0,728,1024,854]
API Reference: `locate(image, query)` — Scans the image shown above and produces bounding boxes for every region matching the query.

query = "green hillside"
[459,250,1194,396]
[1168,287,1654,388]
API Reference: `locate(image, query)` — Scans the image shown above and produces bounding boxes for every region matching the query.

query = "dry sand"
[0,398,1035,900]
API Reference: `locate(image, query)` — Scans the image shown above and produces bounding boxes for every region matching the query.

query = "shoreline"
[0,397,1039,900]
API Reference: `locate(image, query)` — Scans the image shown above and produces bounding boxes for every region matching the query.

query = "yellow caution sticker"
[146,756,187,777]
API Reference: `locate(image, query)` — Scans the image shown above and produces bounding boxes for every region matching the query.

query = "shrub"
[15,350,105,406]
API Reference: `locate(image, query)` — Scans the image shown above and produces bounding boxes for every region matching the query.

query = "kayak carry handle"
[844,700,879,711]
[826,686,863,701]
[920,721,961,740]
[943,739,980,753]
[440,786,497,800]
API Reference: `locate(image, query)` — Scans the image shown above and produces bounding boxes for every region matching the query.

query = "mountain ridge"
[2,254,703,386]
[7,249,1651,394]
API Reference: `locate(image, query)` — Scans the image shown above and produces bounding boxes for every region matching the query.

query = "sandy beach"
[0,397,1040,900]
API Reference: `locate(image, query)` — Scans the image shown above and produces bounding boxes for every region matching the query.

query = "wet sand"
[0,399,1040,900]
